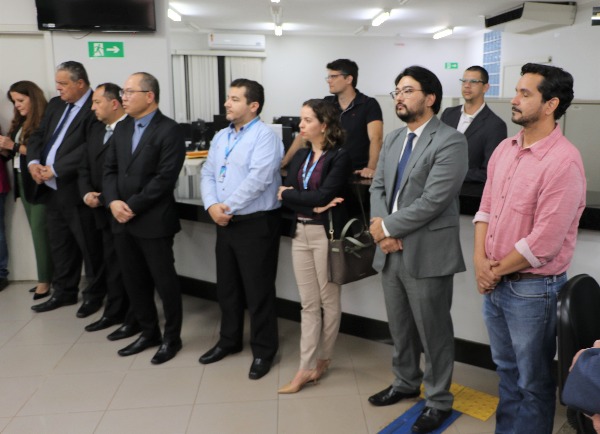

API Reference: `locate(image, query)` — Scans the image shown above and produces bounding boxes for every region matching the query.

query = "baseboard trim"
[179,275,496,371]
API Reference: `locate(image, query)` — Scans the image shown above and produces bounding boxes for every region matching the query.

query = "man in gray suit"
[368,66,468,434]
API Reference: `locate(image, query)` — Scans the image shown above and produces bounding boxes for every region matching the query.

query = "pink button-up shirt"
[474,125,586,275]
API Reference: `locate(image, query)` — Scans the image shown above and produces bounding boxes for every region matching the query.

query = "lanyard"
[301,150,326,190]
[224,116,260,161]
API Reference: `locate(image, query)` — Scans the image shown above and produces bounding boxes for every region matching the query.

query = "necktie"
[390,132,416,212]
[131,123,144,153]
[103,125,113,144]
[41,103,73,165]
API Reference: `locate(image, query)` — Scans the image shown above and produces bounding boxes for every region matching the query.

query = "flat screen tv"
[35,0,156,32]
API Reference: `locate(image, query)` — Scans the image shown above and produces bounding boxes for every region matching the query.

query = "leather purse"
[327,211,377,285]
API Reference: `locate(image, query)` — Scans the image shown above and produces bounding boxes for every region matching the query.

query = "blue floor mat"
[378,399,462,434]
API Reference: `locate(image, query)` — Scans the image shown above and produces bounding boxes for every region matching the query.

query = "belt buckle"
[504,272,521,282]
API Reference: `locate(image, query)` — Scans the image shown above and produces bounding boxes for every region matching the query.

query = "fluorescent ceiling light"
[433,27,453,39]
[354,25,369,35]
[168,8,182,22]
[271,0,280,3]
[371,10,390,27]
[274,25,283,36]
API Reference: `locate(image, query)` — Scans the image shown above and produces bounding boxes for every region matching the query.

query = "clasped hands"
[369,217,403,254]
[474,256,501,294]
[109,200,135,224]
[28,164,55,184]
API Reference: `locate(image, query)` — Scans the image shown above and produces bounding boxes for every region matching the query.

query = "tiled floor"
[0,281,568,434]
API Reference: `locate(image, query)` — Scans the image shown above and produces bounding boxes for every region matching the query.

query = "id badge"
[218,165,227,182]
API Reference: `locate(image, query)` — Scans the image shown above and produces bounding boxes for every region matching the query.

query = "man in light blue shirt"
[200,78,283,380]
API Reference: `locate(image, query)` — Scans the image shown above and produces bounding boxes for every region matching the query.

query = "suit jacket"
[282,146,352,239]
[441,104,507,184]
[103,110,186,239]
[27,94,95,205]
[78,120,113,229]
[370,116,468,277]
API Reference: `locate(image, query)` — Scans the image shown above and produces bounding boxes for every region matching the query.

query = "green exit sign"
[445,62,459,70]
[88,42,124,58]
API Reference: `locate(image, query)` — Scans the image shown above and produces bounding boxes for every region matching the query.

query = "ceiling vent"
[208,33,266,51]
[485,2,577,34]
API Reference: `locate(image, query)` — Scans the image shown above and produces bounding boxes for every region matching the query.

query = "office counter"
[174,166,600,369]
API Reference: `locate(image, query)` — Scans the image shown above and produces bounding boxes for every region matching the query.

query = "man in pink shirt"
[473,63,586,434]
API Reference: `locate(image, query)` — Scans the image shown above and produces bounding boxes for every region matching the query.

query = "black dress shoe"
[29,286,36,293]
[107,323,142,341]
[248,357,272,380]
[151,339,183,365]
[76,300,103,318]
[85,316,122,332]
[0,278,8,292]
[199,345,242,365]
[31,295,78,312]
[117,335,162,357]
[33,290,51,301]
[411,406,452,433]
[368,385,421,407]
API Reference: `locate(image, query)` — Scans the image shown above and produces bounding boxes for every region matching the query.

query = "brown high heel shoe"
[315,359,331,380]
[278,369,319,394]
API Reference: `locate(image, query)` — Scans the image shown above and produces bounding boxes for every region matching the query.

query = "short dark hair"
[395,65,443,114]
[133,72,160,103]
[520,63,574,120]
[230,78,265,115]
[57,61,90,86]
[326,59,358,88]
[97,82,122,105]
[465,65,489,84]
[302,99,345,151]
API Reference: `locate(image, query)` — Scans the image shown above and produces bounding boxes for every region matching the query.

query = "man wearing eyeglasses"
[441,66,507,185]
[282,58,383,179]
[368,66,468,433]
[104,72,186,365]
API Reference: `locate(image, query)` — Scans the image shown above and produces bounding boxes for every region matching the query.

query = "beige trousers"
[291,223,342,370]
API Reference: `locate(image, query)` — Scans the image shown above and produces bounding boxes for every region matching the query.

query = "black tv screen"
[36,0,156,32]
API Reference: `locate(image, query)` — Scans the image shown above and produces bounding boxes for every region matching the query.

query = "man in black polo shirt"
[282,59,383,179]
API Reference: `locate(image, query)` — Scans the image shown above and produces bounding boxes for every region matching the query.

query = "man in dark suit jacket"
[441,65,507,185]
[27,61,105,317]
[369,66,468,433]
[79,83,133,335]
[104,72,186,365]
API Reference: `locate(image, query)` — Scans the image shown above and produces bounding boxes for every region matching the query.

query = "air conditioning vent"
[208,33,266,51]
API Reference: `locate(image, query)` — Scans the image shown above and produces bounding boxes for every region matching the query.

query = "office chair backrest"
[557,273,600,405]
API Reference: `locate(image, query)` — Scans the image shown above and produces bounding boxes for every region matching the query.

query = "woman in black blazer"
[277,99,352,393]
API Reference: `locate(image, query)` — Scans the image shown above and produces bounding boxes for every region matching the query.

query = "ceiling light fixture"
[433,27,453,39]
[354,25,369,35]
[271,0,280,3]
[371,10,391,27]
[274,25,283,36]
[168,8,182,22]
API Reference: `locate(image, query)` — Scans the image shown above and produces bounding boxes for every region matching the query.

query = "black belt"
[297,219,323,226]
[501,272,566,282]
[230,209,278,223]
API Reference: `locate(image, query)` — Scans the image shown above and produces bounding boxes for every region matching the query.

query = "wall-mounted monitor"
[35,0,156,32]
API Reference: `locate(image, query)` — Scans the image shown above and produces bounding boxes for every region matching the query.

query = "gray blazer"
[370,116,468,278]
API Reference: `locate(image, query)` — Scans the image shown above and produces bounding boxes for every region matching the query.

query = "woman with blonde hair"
[0,81,53,299]
[278,99,351,393]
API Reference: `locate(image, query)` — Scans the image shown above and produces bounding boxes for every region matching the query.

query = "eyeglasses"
[119,89,150,97]
[325,74,347,81]
[389,88,423,99]
[459,79,485,85]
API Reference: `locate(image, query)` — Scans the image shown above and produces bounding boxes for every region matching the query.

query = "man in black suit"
[104,72,186,365]
[28,61,105,317]
[79,83,134,335]
[440,65,507,185]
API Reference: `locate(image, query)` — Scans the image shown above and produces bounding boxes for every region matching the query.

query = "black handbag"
[327,210,377,285]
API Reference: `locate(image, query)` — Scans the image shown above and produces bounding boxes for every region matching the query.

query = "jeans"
[0,193,8,278]
[483,273,566,434]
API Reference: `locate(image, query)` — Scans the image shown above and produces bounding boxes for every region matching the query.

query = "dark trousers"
[215,210,281,360]
[46,193,105,301]
[114,233,182,342]
[100,222,130,321]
